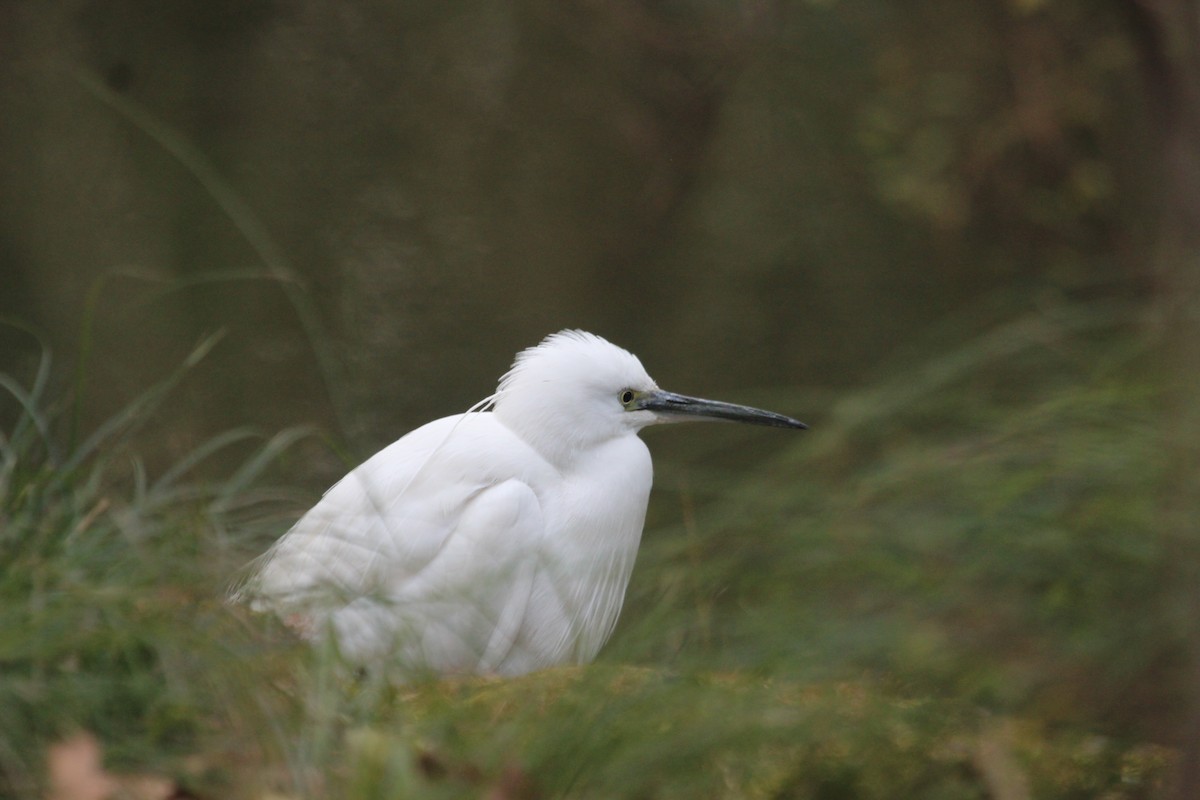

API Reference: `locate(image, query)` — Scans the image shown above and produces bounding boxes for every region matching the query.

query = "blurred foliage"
[619,297,1179,740]
[321,667,1172,798]
[855,0,1141,253]
[0,297,1183,798]
[0,333,307,796]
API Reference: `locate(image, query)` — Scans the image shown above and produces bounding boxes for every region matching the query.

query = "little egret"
[246,330,805,676]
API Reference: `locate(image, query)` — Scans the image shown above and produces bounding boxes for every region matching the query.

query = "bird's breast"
[517,436,654,666]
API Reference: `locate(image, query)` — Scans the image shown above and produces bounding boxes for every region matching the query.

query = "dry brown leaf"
[46,733,117,800]
[46,732,185,800]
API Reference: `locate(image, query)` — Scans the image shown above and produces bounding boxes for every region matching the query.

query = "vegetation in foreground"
[0,298,1183,798]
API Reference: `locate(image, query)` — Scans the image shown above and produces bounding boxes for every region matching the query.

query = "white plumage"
[246,330,804,677]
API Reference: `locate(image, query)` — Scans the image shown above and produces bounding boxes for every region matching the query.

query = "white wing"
[249,412,553,674]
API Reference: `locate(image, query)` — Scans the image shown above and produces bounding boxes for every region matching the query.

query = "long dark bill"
[637,390,807,430]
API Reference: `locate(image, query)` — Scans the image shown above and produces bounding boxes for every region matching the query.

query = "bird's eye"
[619,389,636,407]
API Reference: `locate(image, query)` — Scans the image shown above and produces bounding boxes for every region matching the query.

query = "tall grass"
[623,298,1177,715]
[0,331,308,797]
[0,296,1179,798]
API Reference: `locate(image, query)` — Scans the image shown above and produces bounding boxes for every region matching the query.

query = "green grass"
[0,298,1182,798]
[0,332,307,796]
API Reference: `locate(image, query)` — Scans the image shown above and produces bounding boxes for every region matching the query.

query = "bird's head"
[492,330,805,467]
[493,331,657,462]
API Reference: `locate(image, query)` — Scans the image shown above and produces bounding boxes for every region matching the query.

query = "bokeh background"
[0,0,1154,458]
[3,0,1200,797]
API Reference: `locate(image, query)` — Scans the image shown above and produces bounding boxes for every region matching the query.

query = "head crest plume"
[497,330,623,397]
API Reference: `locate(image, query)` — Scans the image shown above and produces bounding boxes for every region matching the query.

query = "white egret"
[246,330,805,677]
